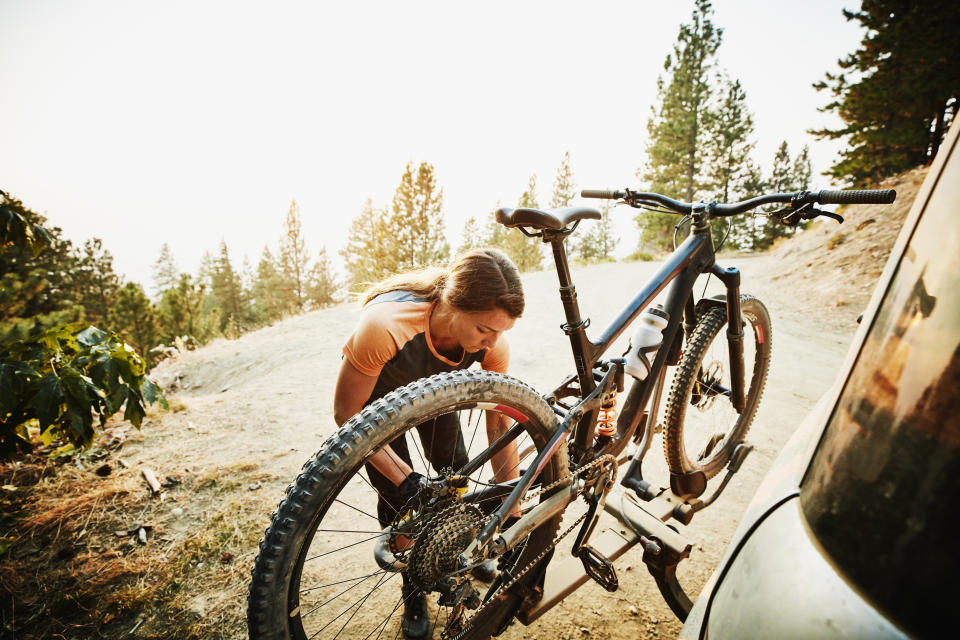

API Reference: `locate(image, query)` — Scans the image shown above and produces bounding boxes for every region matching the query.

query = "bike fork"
[711,263,745,413]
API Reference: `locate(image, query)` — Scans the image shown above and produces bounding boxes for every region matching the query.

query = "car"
[679,118,960,640]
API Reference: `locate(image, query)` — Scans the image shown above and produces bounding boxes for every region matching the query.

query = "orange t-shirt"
[342,291,509,402]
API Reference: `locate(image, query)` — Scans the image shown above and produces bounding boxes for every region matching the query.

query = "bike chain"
[443,453,618,640]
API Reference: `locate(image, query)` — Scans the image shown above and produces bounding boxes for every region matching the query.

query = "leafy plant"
[0,190,53,256]
[0,322,167,459]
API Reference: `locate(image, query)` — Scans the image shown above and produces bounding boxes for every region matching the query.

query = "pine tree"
[507,174,544,270]
[211,240,246,336]
[307,246,338,308]
[576,202,618,263]
[458,217,485,254]
[753,141,796,250]
[278,199,311,312]
[73,238,120,329]
[250,246,286,322]
[341,198,395,288]
[519,173,539,210]
[727,159,767,251]
[386,161,450,271]
[112,282,159,365]
[769,141,794,193]
[197,250,216,288]
[158,274,212,344]
[483,174,545,273]
[152,243,179,298]
[0,193,80,337]
[702,76,758,250]
[550,153,576,208]
[792,145,813,190]
[811,1,960,184]
[637,0,722,251]
[705,77,756,202]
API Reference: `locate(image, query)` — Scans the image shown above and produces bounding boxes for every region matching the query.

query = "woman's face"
[450,307,516,353]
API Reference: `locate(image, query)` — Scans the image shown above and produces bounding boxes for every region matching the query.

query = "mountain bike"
[247,186,896,640]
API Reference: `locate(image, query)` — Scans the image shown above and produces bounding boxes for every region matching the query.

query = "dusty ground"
[0,168,923,640]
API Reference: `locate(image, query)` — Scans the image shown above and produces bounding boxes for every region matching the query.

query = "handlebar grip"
[816,189,896,205]
[581,189,620,199]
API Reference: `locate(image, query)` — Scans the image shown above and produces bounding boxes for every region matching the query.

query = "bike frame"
[473,211,748,548]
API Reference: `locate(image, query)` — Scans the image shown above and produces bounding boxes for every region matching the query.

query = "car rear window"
[800,139,960,639]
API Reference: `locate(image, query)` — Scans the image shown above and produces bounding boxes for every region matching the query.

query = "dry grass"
[1,456,279,639]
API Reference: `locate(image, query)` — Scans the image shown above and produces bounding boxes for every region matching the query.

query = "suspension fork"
[710,263,745,413]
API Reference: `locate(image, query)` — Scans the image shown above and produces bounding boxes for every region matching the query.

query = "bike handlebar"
[580,188,897,215]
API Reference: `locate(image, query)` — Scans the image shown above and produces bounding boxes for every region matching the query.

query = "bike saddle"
[495,206,601,231]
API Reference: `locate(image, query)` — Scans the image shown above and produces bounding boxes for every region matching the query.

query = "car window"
[800,139,960,639]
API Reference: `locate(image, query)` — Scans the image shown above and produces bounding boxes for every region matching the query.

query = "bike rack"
[518,487,694,624]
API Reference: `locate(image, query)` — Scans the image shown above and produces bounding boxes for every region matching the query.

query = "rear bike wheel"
[247,369,569,640]
[663,295,772,479]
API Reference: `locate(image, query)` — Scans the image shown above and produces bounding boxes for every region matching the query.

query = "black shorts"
[366,412,467,527]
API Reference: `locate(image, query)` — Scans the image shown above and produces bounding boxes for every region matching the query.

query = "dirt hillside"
[0,167,924,640]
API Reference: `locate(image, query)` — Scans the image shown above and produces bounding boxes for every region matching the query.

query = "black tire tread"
[247,369,567,640]
[663,295,772,478]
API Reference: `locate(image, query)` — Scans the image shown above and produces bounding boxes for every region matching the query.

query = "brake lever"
[780,202,844,226]
[805,207,844,224]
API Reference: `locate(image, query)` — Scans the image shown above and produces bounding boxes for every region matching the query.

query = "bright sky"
[0,1,862,287]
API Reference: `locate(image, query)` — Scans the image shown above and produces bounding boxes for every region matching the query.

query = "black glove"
[398,471,428,508]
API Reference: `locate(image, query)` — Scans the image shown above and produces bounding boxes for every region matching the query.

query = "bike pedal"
[577,544,618,592]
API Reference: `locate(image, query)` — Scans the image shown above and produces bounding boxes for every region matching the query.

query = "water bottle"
[624,304,669,380]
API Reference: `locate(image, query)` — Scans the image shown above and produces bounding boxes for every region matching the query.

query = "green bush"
[0,320,166,459]
[626,249,656,262]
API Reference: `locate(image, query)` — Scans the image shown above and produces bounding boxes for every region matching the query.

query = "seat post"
[544,232,595,396]
[545,232,582,326]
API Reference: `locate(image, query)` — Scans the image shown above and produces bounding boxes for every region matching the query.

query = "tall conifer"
[550,153,576,208]
[278,199,311,311]
[811,0,960,184]
[152,243,179,298]
[211,240,246,335]
[307,247,338,308]
[637,0,722,251]
[342,198,394,288]
[387,162,449,270]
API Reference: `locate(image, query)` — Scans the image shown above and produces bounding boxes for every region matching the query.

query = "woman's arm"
[334,358,412,486]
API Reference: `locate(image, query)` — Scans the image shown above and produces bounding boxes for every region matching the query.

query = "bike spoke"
[332,565,393,639]
[304,531,385,562]
[306,569,399,639]
[366,591,405,640]
[332,498,381,523]
[300,569,390,594]
[464,407,484,465]
[301,567,382,621]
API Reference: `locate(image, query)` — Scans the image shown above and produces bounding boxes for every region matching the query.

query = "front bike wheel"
[247,369,569,640]
[663,295,772,479]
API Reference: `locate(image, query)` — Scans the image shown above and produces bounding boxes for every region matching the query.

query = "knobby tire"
[247,369,569,640]
[663,295,772,478]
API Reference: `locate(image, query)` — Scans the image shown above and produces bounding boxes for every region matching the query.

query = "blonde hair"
[362,248,524,317]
